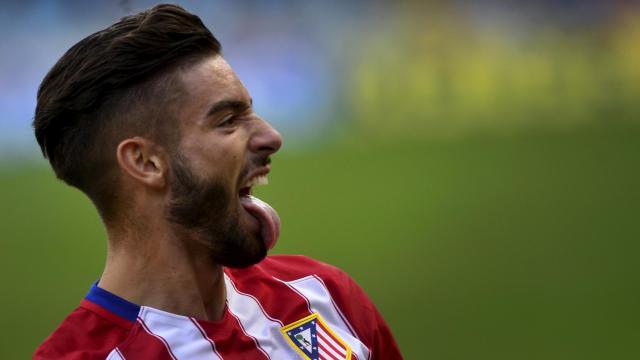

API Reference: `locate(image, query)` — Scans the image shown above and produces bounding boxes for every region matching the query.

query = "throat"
[99,241,228,321]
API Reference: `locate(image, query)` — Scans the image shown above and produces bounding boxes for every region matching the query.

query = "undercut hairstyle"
[33,4,221,221]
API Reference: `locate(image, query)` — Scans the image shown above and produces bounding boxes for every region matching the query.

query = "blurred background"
[1,0,639,358]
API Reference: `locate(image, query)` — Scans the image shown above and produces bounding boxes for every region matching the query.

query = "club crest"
[281,313,352,360]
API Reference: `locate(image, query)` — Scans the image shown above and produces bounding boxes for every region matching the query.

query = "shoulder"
[254,255,375,314]
[33,302,131,360]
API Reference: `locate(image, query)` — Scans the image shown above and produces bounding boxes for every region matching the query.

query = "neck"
[98,222,226,321]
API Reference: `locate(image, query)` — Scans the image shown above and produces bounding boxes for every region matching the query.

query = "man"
[33,4,401,360]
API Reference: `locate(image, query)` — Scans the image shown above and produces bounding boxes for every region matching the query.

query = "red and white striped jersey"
[34,255,402,360]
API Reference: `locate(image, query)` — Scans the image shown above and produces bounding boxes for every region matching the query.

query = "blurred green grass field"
[1,122,639,359]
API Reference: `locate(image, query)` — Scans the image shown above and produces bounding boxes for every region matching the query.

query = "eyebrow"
[206,98,253,117]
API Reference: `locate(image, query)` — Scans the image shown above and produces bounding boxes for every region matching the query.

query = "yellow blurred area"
[349,3,640,139]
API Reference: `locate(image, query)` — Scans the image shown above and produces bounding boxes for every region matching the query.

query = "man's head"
[34,4,220,218]
[33,4,283,267]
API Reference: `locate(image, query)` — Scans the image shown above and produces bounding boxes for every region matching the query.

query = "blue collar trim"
[85,282,140,322]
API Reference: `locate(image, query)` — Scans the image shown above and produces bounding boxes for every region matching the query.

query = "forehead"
[180,55,240,90]
[175,55,249,121]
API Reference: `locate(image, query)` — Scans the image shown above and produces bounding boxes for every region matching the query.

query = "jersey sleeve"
[322,266,403,360]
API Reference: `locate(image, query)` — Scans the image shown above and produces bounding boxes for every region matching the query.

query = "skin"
[98,54,283,321]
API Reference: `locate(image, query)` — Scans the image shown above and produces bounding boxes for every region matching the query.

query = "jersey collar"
[84,282,141,322]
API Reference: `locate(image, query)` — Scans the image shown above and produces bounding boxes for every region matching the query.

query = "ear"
[116,137,167,189]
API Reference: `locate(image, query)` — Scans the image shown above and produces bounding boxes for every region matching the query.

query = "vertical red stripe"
[116,321,175,360]
[312,275,358,338]
[225,268,313,325]
[196,308,269,359]
[189,318,222,358]
[138,319,179,360]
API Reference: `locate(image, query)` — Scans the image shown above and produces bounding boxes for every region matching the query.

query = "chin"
[214,246,267,268]
[207,221,268,268]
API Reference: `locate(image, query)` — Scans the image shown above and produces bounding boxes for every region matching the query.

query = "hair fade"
[33,4,221,219]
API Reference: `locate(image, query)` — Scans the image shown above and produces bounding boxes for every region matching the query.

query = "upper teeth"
[246,175,269,187]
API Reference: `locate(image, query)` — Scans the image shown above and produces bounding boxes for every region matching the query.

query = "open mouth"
[239,175,269,197]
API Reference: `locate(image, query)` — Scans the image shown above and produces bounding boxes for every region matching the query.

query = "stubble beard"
[166,154,267,268]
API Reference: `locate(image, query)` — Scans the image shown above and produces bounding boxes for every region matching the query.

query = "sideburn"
[167,154,230,230]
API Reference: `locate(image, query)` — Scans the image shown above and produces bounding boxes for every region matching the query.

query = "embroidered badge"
[281,313,352,360]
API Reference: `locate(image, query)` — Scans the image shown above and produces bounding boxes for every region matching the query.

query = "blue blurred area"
[0,0,374,156]
[3,0,638,159]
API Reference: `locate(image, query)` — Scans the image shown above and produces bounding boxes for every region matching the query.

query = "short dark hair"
[33,4,221,220]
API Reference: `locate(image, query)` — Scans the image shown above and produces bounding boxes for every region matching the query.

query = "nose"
[250,117,283,156]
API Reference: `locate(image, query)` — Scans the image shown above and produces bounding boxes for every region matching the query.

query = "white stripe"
[281,275,370,360]
[139,306,223,360]
[105,348,125,360]
[319,346,340,360]
[224,273,300,359]
[318,330,346,360]
[189,318,224,358]
[225,306,271,359]
[312,275,358,337]
[318,327,347,356]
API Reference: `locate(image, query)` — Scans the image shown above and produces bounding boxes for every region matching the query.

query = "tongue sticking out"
[239,195,281,250]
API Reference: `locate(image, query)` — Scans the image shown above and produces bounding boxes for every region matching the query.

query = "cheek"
[215,137,249,173]
[198,150,244,186]
[180,133,248,181]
